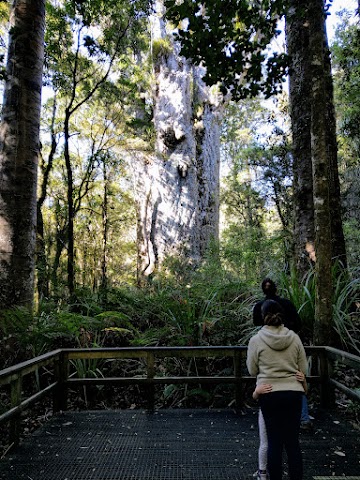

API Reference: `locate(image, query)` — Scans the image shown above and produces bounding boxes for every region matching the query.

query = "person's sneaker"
[256,470,268,480]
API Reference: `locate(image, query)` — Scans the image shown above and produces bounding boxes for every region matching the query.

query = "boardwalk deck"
[0,408,359,480]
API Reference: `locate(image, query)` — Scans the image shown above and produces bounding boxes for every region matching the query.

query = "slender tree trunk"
[64,110,75,296]
[309,0,333,346]
[36,97,58,300]
[0,0,45,309]
[100,161,108,298]
[51,201,66,298]
[59,24,127,297]
[36,206,48,298]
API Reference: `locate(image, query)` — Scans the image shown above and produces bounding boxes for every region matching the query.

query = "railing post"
[10,375,22,447]
[147,351,155,411]
[319,348,335,409]
[53,351,69,412]
[234,348,243,410]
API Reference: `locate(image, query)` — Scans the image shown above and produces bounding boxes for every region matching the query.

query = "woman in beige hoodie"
[247,299,308,480]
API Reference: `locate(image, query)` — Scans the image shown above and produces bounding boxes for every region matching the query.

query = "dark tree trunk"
[100,161,108,299]
[287,0,347,282]
[309,0,333,346]
[0,0,45,309]
[36,207,49,299]
[51,199,67,299]
[286,0,315,279]
[36,98,58,300]
[323,25,347,268]
[64,110,75,296]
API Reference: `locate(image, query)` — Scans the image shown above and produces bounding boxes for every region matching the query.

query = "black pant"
[259,391,303,480]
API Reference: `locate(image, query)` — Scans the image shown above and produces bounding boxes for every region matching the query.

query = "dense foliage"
[332,10,360,268]
[164,0,289,99]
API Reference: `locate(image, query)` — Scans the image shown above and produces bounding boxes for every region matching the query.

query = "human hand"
[254,383,273,397]
[295,370,305,382]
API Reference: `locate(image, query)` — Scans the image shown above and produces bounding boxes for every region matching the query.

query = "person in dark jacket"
[253,278,301,333]
[253,278,313,431]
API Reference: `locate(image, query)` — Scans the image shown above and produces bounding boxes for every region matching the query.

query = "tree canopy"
[164,0,289,99]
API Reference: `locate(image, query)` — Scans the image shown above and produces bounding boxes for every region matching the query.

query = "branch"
[69,18,132,116]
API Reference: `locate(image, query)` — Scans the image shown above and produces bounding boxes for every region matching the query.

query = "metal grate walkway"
[0,409,359,479]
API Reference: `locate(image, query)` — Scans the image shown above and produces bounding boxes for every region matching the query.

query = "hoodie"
[246,325,308,392]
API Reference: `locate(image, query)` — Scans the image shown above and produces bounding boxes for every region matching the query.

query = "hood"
[258,325,296,351]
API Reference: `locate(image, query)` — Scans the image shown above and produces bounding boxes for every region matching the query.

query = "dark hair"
[261,277,277,296]
[261,299,284,326]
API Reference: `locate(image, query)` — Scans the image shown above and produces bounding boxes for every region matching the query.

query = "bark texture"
[286,1,315,278]
[0,0,45,309]
[323,23,347,268]
[309,0,333,346]
[135,3,221,284]
[286,1,347,282]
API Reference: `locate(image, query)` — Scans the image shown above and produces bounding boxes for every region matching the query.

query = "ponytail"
[264,311,283,327]
[261,299,284,326]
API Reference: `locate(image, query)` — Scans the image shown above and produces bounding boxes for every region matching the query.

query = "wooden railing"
[0,346,359,448]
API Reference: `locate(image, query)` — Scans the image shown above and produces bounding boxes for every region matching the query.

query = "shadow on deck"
[0,408,359,480]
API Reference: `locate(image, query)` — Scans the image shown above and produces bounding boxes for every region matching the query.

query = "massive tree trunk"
[0,0,45,309]
[309,0,333,346]
[135,3,221,284]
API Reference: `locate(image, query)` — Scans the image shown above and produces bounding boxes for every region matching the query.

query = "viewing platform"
[0,346,359,479]
[0,407,359,479]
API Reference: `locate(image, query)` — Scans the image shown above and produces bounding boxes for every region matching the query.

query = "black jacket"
[252,294,302,333]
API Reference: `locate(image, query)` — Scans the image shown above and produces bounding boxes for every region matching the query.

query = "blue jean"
[260,391,303,480]
[301,394,310,422]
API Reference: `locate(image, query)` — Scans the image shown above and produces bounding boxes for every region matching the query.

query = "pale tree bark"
[309,0,333,346]
[135,2,222,284]
[193,68,221,257]
[0,0,45,309]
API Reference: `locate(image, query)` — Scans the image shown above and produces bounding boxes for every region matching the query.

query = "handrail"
[0,345,359,450]
[0,349,62,385]
[323,346,360,369]
[54,346,249,413]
